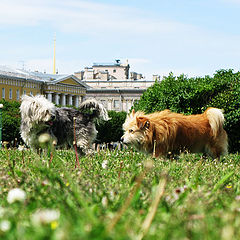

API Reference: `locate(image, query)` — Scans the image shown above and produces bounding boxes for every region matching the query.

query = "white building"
[75,60,155,112]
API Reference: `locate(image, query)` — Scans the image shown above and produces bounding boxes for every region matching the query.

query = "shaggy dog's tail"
[205,108,225,138]
[79,99,110,121]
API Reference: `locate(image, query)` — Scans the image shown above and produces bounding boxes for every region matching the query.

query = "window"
[9,88,12,99]
[114,100,119,109]
[2,88,5,99]
[23,90,26,95]
[16,89,20,100]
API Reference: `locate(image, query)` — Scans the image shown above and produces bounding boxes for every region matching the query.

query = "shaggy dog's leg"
[75,124,97,156]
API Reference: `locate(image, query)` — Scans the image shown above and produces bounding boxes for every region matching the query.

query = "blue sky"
[1,0,240,79]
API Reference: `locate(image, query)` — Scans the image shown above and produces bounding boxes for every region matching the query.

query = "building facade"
[75,61,155,112]
[0,66,87,107]
[0,61,156,112]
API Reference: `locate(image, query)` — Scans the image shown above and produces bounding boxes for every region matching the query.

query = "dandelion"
[0,220,11,232]
[101,196,108,207]
[18,145,25,151]
[102,160,108,169]
[31,209,60,225]
[51,221,59,230]
[226,185,232,189]
[7,188,26,204]
[38,133,51,144]
[65,183,69,187]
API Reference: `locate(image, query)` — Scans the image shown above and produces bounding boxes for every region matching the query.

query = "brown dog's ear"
[136,117,150,130]
[131,109,135,115]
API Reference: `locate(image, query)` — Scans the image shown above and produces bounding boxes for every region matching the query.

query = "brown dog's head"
[121,110,154,152]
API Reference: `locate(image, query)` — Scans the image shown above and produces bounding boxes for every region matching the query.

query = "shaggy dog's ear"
[137,117,150,130]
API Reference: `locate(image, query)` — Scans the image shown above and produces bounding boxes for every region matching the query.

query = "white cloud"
[0,0,195,37]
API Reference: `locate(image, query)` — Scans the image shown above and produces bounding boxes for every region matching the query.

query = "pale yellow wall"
[61,78,80,86]
[0,78,41,101]
[0,76,86,102]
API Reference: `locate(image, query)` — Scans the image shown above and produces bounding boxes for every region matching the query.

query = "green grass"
[0,148,240,240]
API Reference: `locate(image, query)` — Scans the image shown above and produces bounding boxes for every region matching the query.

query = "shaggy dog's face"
[122,110,153,151]
[21,95,56,125]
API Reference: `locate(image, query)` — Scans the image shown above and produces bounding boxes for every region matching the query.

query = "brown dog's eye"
[129,129,133,133]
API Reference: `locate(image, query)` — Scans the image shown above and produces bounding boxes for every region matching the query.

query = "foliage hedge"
[0,99,21,144]
[96,110,127,143]
[134,69,240,153]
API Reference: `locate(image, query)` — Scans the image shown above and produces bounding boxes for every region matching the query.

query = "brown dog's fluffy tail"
[205,108,225,138]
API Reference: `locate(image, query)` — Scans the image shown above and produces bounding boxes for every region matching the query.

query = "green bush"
[0,100,21,144]
[96,110,127,143]
[134,69,240,153]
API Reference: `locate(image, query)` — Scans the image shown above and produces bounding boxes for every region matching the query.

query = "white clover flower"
[101,196,108,207]
[102,160,108,169]
[7,188,26,204]
[0,220,11,232]
[18,145,25,151]
[31,209,60,225]
[38,133,51,144]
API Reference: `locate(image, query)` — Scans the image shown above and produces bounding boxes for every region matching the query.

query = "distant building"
[0,66,87,107]
[75,60,155,112]
[0,60,157,112]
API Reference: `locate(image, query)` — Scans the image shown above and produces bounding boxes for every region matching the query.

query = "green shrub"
[96,110,127,143]
[0,100,21,144]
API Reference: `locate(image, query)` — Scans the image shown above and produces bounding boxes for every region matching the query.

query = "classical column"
[123,99,127,112]
[47,93,52,102]
[107,99,112,111]
[54,93,59,105]
[68,95,73,106]
[119,95,123,111]
[75,96,79,108]
[61,94,66,106]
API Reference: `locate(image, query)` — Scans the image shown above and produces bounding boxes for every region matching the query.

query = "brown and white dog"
[121,108,228,159]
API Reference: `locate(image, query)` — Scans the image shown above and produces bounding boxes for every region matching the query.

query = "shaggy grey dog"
[20,95,109,155]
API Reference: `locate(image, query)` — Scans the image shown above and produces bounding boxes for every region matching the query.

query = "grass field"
[0,148,240,240]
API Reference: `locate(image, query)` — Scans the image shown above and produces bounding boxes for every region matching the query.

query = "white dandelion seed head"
[7,188,26,204]
[101,196,108,207]
[18,145,25,151]
[31,209,60,225]
[102,160,108,169]
[0,220,11,232]
[38,133,51,144]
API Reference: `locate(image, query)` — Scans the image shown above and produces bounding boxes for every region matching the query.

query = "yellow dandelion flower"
[51,221,58,230]
[66,183,69,187]
[226,185,232,189]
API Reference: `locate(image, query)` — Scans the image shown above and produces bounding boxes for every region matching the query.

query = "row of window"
[0,79,41,89]
[1,88,33,100]
[48,85,84,94]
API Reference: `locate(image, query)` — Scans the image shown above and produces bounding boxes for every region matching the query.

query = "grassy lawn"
[0,148,240,240]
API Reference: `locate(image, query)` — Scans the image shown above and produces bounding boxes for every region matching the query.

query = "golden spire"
[53,34,56,74]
